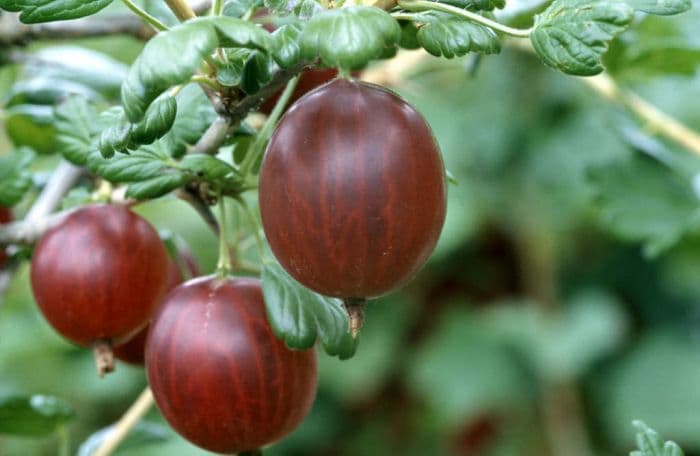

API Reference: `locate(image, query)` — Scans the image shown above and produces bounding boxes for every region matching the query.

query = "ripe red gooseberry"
[114,242,200,366]
[0,207,11,267]
[259,78,446,299]
[30,204,170,374]
[146,276,318,454]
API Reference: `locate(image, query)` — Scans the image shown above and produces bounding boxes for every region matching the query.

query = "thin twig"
[165,0,197,20]
[93,388,155,456]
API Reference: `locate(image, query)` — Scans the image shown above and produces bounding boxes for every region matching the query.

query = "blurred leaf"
[407,308,528,426]
[4,104,56,154]
[0,148,35,207]
[300,6,401,70]
[631,420,685,456]
[624,0,690,15]
[589,156,700,257]
[0,0,113,23]
[605,10,700,80]
[261,260,359,360]
[179,154,236,181]
[5,77,99,107]
[531,0,634,75]
[54,96,101,166]
[434,0,505,10]
[78,421,170,456]
[483,289,628,381]
[160,85,217,158]
[241,51,273,94]
[596,331,700,450]
[417,15,501,58]
[223,0,263,17]
[0,394,74,437]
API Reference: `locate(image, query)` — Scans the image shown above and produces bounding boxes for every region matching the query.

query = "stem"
[396,0,532,38]
[343,298,366,338]
[57,425,70,456]
[121,0,169,31]
[190,74,219,89]
[239,75,300,177]
[216,196,233,276]
[237,197,265,261]
[165,0,197,20]
[582,73,700,157]
[93,388,155,456]
[93,339,115,378]
[213,0,224,15]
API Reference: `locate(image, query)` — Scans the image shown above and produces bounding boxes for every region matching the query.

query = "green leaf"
[97,108,132,158]
[0,394,74,437]
[300,6,401,70]
[161,85,217,158]
[130,95,178,146]
[223,0,263,17]
[624,0,690,15]
[631,421,685,456]
[271,23,304,69]
[261,260,359,360]
[54,96,103,166]
[217,51,247,87]
[0,148,35,207]
[589,156,700,257]
[121,17,271,122]
[0,0,113,23]
[531,0,634,76]
[241,51,273,94]
[180,154,236,180]
[6,77,99,107]
[125,173,190,199]
[91,149,170,183]
[434,0,505,11]
[417,16,501,58]
[78,421,170,455]
[4,104,56,154]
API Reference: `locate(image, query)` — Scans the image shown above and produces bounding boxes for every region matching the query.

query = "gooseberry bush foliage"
[0,0,697,453]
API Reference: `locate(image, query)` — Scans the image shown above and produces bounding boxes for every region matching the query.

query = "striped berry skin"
[259,68,340,115]
[146,276,317,454]
[114,246,200,365]
[0,207,11,266]
[259,78,447,299]
[29,205,169,347]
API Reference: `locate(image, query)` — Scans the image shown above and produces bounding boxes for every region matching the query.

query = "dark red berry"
[30,204,170,347]
[259,79,446,298]
[146,276,317,454]
[114,243,200,366]
[259,68,340,115]
[0,207,11,267]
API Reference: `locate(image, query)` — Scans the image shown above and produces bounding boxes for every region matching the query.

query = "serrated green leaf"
[180,154,236,181]
[589,157,700,257]
[97,108,132,159]
[262,260,359,360]
[417,16,501,58]
[0,0,113,23]
[92,150,170,183]
[0,394,74,437]
[217,51,247,87]
[130,95,178,146]
[54,96,103,166]
[271,23,304,69]
[531,0,634,76]
[0,148,35,207]
[121,17,271,122]
[300,6,401,70]
[624,0,690,15]
[631,420,685,456]
[126,173,190,199]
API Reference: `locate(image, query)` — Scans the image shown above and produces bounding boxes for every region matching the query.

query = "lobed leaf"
[300,6,401,70]
[417,16,501,58]
[531,0,634,75]
[0,149,35,207]
[631,420,685,456]
[262,260,359,360]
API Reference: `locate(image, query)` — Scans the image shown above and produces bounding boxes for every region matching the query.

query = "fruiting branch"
[93,388,155,456]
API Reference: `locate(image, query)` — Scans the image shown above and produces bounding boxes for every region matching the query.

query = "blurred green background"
[2,2,700,455]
